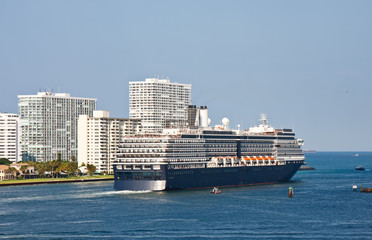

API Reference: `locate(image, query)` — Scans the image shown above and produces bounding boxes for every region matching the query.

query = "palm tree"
[49,160,60,178]
[66,161,78,177]
[35,161,47,177]
[5,167,18,179]
[57,153,62,161]
[20,165,29,179]
[86,164,96,176]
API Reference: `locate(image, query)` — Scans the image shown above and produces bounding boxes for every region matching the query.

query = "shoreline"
[0,177,114,187]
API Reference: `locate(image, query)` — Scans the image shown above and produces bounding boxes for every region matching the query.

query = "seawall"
[0,178,114,187]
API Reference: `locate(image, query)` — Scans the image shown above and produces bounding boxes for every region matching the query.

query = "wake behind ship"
[113,113,305,191]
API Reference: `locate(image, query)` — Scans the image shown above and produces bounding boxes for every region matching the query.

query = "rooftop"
[0,165,9,170]
[18,92,97,101]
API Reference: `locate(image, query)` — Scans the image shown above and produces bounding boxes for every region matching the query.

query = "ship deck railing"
[207,161,286,168]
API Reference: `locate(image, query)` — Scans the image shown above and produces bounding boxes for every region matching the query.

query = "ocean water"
[1,152,372,239]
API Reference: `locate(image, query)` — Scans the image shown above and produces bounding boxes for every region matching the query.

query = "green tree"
[57,153,62,161]
[86,164,96,176]
[0,158,11,165]
[71,155,76,162]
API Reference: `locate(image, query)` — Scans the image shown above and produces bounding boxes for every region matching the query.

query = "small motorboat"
[354,153,359,157]
[210,187,222,194]
[355,166,365,171]
[353,184,358,191]
[360,187,372,193]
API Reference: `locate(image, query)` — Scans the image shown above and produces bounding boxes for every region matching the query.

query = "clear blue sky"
[1,0,371,151]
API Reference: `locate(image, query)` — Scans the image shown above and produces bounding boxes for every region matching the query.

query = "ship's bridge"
[247,114,275,134]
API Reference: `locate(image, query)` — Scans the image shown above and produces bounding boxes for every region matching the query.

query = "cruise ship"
[113,113,305,191]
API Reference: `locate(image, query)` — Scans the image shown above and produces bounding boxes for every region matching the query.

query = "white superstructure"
[129,78,192,133]
[18,92,96,162]
[248,114,275,134]
[0,113,21,162]
[78,110,141,173]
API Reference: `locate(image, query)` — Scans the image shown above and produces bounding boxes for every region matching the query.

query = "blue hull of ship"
[166,163,302,190]
[114,162,302,191]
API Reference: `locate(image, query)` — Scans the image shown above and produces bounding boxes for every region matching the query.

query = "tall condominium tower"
[78,110,142,173]
[0,113,21,162]
[18,92,96,162]
[129,78,192,133]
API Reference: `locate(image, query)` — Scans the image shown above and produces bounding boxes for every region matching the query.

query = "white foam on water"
[0,190,153,204]
[73,190,153,199]
[94,190,153,195]
[71,220,102,224]
[0,222,17,226]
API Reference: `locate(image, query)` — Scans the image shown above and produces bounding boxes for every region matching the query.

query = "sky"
[1,0,372,151]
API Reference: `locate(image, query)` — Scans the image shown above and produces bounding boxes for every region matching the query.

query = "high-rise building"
[129,78,192,133]
[18,92,96,162]
[0,113,21,162]
[78,110,141,173]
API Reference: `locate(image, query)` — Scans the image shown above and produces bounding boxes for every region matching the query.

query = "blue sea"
[1,152,372,239]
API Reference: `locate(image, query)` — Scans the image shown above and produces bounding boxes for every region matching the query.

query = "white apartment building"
[18,92,96,162]
[78,110,141,173]
[0,113,21,162]
[129,78,192,133]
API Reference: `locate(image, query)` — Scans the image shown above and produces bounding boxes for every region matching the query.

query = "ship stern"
[113,164,167,191]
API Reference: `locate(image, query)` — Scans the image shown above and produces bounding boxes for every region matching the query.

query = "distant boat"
[210,187,221,194]
[298,165,315,171]
[354,153,359,157]
[353,184,358,191]
[355,166,365,171]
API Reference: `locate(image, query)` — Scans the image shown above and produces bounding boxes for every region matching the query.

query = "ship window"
[143,172,153,177]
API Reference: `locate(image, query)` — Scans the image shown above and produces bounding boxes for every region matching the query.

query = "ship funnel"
[199,106,208,128]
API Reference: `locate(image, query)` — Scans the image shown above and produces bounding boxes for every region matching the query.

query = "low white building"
[78,111,141,173]
[0,165,15,181]
[0,113,21,162]
[10,163,36,177]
